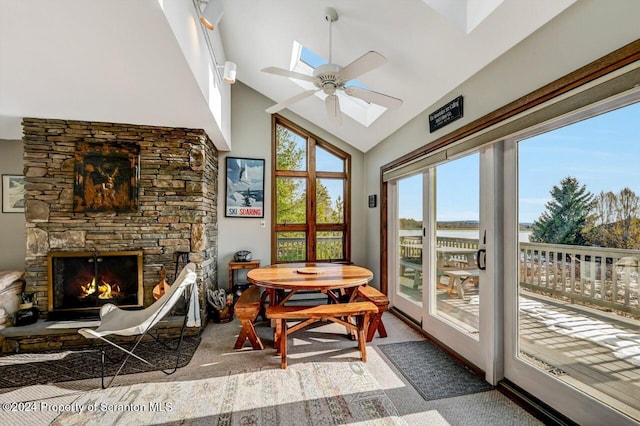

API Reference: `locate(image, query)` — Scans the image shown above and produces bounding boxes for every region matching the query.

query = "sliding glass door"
[390,149,498,375]
[504,97,640,425]
[391,173,424,320]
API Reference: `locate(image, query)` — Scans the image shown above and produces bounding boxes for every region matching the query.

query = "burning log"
[79,278,120,299]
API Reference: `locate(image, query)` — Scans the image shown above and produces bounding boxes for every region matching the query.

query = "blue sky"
[399,101,640,224]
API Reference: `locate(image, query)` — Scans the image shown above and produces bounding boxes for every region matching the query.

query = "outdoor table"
[437,247,477,268]
[442,269,479,299]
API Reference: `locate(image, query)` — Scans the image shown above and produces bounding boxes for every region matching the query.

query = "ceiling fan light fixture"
[200,0,224,31]
[261,6,402,123]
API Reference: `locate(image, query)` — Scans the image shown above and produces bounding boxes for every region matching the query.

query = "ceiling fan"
[261,7,402,125]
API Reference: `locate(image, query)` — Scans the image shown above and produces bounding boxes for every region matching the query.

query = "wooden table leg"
[280,319,288,369]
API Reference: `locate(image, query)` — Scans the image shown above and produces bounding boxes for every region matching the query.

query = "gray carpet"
[0,336,200,389]
[378,340,493,401]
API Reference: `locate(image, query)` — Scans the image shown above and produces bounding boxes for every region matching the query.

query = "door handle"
[476,249,486,270]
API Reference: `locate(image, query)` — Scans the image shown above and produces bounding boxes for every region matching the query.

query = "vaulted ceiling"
[0,0,575,152]
[223,0,575,151]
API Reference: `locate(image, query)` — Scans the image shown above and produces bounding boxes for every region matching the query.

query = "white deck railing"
[520,242,639,316]
[397,235,640,316]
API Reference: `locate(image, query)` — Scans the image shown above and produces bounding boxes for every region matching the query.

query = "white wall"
[0,139,25,270]
[217,82,367,290]
[363,0,640,282]
[159,0,231,150]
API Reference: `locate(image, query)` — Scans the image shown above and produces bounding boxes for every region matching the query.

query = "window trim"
[271,114,351,263]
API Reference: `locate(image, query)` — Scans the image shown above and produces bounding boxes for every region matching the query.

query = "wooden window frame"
[272,114,351,263]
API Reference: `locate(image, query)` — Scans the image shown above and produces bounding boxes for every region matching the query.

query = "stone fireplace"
[47,250,144,319]
[21,118,219,322]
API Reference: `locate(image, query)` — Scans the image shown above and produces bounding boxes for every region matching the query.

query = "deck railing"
[520,242,639,317]
[276,235,343,262]
[399,235,480,265]
[397,235,640,317]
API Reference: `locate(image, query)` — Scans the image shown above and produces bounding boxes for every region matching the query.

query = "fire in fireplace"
[47,251,143,318]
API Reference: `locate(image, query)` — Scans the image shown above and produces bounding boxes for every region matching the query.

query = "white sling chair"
[79,262,198,388]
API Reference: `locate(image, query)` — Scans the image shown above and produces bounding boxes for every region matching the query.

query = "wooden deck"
[518,293,640,419]
[396,276,640,419]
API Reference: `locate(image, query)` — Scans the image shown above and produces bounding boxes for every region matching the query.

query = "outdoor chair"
[79,262,199,388]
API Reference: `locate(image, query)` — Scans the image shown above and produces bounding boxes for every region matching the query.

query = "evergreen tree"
[530,176,593,245]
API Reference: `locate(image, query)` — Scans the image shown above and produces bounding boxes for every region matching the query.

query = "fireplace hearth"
[47,251,143,319]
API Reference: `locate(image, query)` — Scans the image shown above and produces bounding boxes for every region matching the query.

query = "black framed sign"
[429,95,464,133]
[225,157,265,218]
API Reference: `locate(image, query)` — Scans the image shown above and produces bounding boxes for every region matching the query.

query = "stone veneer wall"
[21,118,218,322]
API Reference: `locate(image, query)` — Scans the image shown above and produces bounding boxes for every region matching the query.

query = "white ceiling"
[219,0,575,152]
[0,0,575,152]
[0,0,219,143]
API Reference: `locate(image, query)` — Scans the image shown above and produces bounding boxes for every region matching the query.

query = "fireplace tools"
[174,251,190,279]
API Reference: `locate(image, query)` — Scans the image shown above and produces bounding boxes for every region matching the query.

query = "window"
[272,115,351,263]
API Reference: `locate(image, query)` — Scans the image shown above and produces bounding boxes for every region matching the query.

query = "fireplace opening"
[48,250,143,319]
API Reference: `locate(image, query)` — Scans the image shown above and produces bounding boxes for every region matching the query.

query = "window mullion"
[308,137,317,261]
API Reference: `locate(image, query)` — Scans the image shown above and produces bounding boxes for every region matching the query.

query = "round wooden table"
[248,263,375,352]
[247,263,373,305]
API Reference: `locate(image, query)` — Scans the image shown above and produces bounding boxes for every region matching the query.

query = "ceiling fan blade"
[325,95,342,126]
[261,66,319,83]
[344,86,403,109]
[265,89,318,114]
[337,51,387,82]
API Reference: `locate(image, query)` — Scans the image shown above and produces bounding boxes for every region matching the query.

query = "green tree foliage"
[331,196,344,223]
[530,176,593,245]
[275,125,305,171]
[275,125,341,225]
[275,177,306,224]
[586,188,640,249]
[399,218,423,230]
[275,126,306,224]
[316,182,333,223]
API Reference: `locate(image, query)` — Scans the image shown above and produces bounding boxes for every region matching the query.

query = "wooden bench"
[233,285,264,350]
[266,301,378,369]
[356,285,389,342]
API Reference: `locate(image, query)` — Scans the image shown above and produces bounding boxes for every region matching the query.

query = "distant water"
[400,229,531,242]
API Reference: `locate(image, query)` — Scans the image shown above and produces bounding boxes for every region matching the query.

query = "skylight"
[289,41,386,127]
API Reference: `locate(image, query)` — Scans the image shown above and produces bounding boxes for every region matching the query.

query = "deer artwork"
[79,158,125,211]
[90,162,119,210]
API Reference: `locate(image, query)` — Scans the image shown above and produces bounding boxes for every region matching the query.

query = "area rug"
[378,340,493,401]
[53,361,407,425]
[0,336,200,389]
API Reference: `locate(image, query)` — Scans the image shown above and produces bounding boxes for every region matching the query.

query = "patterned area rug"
[0,336,200,389]
[54,362,406,425]
[378,340,493,401]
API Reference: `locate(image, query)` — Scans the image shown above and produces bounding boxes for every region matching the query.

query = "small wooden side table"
[228,260,261,292]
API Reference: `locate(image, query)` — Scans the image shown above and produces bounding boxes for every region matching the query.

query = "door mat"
[378,340,493,401]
